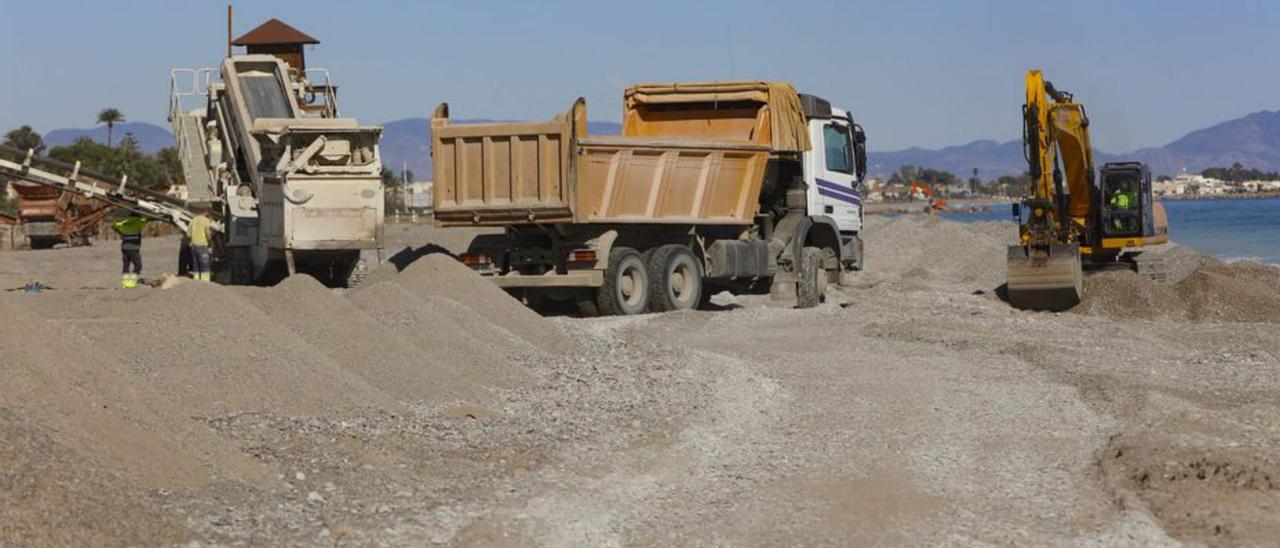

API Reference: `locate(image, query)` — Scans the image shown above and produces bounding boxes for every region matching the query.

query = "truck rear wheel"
[797,246,827,309]
[596,247,650,316]
[647,244,703,312]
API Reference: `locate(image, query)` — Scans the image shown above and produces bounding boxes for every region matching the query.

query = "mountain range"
[43,122,177,154]
[34,110,1280,180]
[868,111,1280,179]
[378,119,622,178]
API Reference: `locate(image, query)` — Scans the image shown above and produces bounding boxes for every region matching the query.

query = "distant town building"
[863,177,885,202]
[1241,180,1280,192]
[403,181,433,211]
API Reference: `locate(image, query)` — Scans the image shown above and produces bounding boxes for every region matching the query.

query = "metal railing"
[168,68,218,122]
[300,68,340,118]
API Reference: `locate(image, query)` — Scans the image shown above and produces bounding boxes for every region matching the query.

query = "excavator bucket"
[1005,243,1083,311]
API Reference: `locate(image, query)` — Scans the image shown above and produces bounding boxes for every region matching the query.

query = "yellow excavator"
[1006,70,1169,311]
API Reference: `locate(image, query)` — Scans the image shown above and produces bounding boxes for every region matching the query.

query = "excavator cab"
[1095,162,1168,248]
[1097,162,1146,239]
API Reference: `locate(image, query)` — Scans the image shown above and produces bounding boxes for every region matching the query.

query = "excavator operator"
[1108,179,1138,232]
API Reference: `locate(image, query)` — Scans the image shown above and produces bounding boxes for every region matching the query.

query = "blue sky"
[1,1,1276,151]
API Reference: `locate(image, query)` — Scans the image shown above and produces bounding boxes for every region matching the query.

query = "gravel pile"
[1076,258,1280,323]
[1175,260,1280,323]
[389,254,568,352]
[349,279,531,390]
[240,274,490,404]
[63,282,398,416]
[4,216,1277,545]
[864,215,1015,289]
[1075,270,1185,320]
[0,248,569,544]
[0,297,272,545]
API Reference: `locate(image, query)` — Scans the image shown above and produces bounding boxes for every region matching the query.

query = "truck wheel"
[647,244,703,312]
[596,247,650,316]
[796,246,827,309]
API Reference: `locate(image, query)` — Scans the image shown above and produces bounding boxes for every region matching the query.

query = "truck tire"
[596,247,650,316]
[647,244,703,312]
[796,246,826,309]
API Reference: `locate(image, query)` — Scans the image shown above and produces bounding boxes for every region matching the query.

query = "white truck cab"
[799,95,868,270]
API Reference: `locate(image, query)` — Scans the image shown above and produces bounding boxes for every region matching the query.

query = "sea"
[939,197,1280,266]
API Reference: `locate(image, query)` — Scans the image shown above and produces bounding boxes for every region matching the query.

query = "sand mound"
[241,275,489,404]
[1076,259,1280,323]
[0,297,266,485]
[388,253,567,352]
[1074,270,1186,320]
[0,298,273,544]
[864,215,1014,288]
[349,281,530,389]
[45,282,397,416]
[0,409,191,546]
[1175,260,1280,323]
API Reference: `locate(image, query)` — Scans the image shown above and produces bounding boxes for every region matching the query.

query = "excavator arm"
[1023,71,1096,244]
[1007,70,1090,310]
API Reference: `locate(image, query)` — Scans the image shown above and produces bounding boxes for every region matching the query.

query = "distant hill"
[1123,111,1280,176]
[868,140,1027,180]
[868,110,1280,179]
[44,122,174,154]
[35,119,622,179]
[39,110,1280,181]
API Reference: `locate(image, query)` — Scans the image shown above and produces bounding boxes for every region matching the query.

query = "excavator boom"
[1007,70,1092,310]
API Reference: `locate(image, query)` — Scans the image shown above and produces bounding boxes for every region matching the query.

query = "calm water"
[940,197,1280,265]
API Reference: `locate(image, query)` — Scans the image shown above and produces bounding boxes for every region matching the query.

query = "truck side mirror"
[852,124,868,180]
[1011,202,1021,219]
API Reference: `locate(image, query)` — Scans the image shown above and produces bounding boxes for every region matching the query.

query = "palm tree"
[96,108,125,147]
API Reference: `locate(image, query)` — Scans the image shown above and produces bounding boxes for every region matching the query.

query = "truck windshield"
[823,124,853,174]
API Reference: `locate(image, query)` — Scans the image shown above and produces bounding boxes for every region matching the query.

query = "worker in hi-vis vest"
[112,214,148,288]
[186,208,215,282]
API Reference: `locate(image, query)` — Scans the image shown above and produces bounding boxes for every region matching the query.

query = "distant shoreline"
[867,191,1279,214]
[1157,191,1280,202]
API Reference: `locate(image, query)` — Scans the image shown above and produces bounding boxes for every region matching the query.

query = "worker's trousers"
[190,245,211,282]
[121,247,142,288]
[121,247,142,274]
[178,237,193,277]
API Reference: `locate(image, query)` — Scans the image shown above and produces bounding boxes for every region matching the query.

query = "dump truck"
[168,20,384,286]
[431,81,868,315]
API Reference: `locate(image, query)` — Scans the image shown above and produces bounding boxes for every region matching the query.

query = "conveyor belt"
[0,144,219,232]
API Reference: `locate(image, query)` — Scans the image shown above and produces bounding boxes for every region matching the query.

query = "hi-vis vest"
[113,216,147,248]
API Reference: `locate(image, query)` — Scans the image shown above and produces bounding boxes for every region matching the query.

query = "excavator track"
[1127,252,1169,282]
[1006,243,1083,311]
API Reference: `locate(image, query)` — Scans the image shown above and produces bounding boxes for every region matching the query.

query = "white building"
[403,181,433,211]
[1153,179,1185,196]
[1241,180,1280,192]
[1172,172,1226,195]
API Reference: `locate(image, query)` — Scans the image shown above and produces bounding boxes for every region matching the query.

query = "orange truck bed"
[431,81,810,228]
